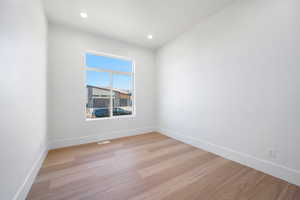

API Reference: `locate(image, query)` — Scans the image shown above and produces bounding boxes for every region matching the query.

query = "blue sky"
[86,53,132,91]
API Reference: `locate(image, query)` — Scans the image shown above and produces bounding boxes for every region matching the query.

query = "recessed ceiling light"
[80,12,88,18]
[147,34,153,39]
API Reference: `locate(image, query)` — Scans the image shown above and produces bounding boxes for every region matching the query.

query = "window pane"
[86,70,111,119]
[112,74,133,116]
[86,70,110,87]
[86,53,132,72]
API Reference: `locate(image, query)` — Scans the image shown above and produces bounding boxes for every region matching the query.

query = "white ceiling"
[43,0,234,49]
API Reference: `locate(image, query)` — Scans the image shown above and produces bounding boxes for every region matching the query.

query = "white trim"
[49,127,155,150]
[86,67,132,76]
[131,59,136,117]
[86,114,136,121]
[157,127,300,186]
[13,146,48,200]
[85,50,133,61]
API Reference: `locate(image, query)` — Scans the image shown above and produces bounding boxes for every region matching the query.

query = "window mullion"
[109,72,113,117]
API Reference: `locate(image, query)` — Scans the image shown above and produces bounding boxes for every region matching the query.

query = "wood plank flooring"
[27,132,300,200]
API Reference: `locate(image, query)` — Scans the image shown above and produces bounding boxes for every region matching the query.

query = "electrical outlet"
[267,149,278,160]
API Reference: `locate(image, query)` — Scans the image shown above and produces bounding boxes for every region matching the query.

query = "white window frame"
[84,50,135,121]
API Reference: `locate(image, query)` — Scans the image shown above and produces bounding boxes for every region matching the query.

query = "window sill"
[86,114,135,121]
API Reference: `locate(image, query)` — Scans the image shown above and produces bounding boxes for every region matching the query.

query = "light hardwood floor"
[27,132,300,200]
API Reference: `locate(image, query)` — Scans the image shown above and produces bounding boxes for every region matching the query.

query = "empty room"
[1,0,300,199]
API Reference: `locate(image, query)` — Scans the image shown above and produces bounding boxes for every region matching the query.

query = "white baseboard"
[49,126,156,150]
[158,127,300,186]
[13,146,48,200]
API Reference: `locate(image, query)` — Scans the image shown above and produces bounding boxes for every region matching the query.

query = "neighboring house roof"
[86,85,131,95]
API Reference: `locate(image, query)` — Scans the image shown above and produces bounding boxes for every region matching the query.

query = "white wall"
[0,0,47,199]
[48,24,156,148]
[157,0,300,185]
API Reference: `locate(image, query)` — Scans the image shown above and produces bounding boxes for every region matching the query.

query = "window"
[85,52,134,119]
